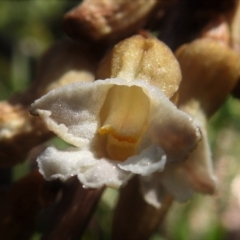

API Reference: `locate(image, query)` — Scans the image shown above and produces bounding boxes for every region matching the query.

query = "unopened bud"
[97,35,181,98]
[176,38,240,115]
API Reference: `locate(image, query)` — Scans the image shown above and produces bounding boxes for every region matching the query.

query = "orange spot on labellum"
[98,126,137,143]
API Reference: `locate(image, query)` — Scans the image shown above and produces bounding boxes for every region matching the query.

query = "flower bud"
[176,38,240,116]
[64,0,158,43]
[97,34,182,98]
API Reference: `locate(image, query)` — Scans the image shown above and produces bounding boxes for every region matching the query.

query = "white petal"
[118,145,166,176]
[183,109,217,193]
[184,140,217,194]
[139,175,166,208]
[143,85,201,162]
[78,159,133,188]
[37,146,95,181]
[31,79,151,148]
[158,165,195,201]
[150,98,201,161]
[31,81,110,147]
[37,146,132,188]
[152,108,217,203]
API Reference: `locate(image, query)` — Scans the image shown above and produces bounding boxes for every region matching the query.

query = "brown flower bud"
[176,38,240,116]
[64,0,158,43]
[97,34,182,98]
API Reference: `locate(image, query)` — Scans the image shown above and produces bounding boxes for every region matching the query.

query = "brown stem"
[112,176,173,240]
[0,170,55,240]
[41,177,105,240]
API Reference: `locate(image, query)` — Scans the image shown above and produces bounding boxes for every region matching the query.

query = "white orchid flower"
[30,78,201,189]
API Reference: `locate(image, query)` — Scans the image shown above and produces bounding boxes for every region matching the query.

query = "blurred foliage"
[0,0,78,98]
[0,1,240,240]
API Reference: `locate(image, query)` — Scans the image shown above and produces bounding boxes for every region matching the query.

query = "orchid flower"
[30,78,200,189]
[30,35,201,192]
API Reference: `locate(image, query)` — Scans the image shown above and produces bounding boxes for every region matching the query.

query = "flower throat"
[98,85,150,161]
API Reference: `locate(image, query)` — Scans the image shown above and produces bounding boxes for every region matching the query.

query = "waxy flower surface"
[31,78,201,189]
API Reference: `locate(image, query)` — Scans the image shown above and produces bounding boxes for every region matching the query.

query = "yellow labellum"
[99,85,150,161]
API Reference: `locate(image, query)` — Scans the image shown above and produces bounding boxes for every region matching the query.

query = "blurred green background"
[1,1,240,240]
[0,0,78,99]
